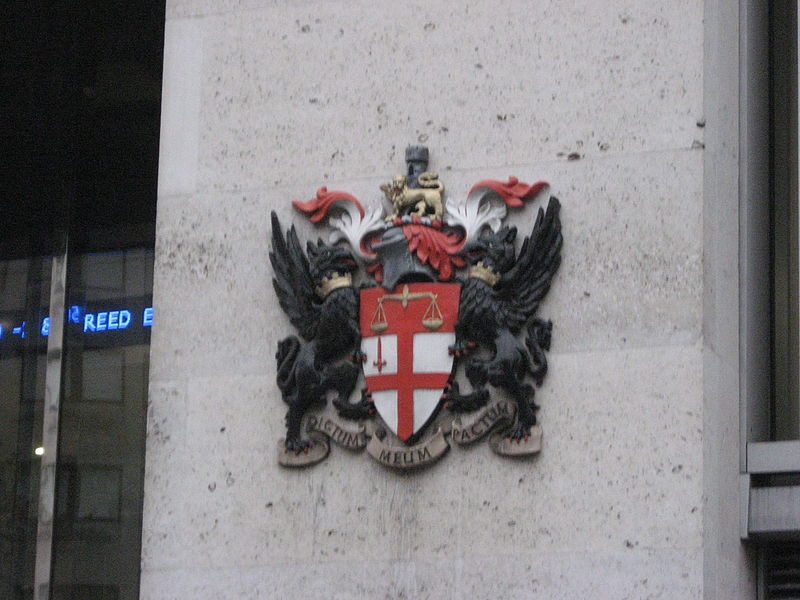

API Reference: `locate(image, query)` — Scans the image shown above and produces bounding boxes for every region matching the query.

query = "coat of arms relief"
[270,146,562,469]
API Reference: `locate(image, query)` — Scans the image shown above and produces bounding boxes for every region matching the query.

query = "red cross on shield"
[360,283,460,442]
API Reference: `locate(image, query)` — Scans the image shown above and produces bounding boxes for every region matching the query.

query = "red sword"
[373,336,387,373]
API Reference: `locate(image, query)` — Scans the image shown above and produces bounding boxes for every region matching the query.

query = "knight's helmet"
[405,145,429,188]
[373,227,437,290]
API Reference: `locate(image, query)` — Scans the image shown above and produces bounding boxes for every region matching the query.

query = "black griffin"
[447,197,562,440]
[270,212,363,452]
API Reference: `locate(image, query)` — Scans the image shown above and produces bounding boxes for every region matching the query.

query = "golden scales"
[370,284,443,333]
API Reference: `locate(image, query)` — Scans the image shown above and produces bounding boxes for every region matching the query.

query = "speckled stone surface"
[173,1,703,195]
[144,0,718,597]
[141,546,702,599]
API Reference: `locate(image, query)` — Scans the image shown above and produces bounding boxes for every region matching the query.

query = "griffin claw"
[448,341,475,357]
[350,350,367,363]
[444,382,490,412]
[334,390,375,420]
[285,438,316,455]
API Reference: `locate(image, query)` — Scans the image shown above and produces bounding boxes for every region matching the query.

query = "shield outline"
[360,282,460,443]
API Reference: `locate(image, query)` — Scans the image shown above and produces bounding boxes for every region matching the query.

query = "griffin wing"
[269,212,320,341]
[497,197,562,332]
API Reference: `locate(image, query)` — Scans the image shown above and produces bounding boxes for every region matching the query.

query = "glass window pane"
[81,350,124,402]
[51,250,152,600]
[0,257,51,600]
[772,0,800,441]
[2,0,163,596]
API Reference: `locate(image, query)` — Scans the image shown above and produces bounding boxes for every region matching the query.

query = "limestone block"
[413,148,702,354]
[147,0,708,596]
[140,546,702,599]
[160,0,702,193]
[167,0,239,19]
[150,192,275,381]
[141,380,191,570]
[158,19,204,197]
[142,342,702,577]
[152,146,700,383]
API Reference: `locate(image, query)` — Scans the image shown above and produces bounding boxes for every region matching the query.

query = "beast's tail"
[275,336,301,401]
[526,319,552,386]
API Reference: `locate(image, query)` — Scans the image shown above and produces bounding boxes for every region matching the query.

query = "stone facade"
[144,1,751,598]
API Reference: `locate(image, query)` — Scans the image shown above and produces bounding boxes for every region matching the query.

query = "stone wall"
[143,2,721,598]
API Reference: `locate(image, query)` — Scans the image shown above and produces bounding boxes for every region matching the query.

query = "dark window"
[0,2,164,598]
[770,0,800,441]
[762,544,800,599]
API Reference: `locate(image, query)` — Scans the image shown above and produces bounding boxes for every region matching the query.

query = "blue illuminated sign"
[0,298,153,353]
[83,309,132,332]
[36,306,153,337]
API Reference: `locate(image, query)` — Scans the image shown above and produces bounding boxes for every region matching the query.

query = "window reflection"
[0,257,51,600]
[50,249,152,599]
[0,250,153,599]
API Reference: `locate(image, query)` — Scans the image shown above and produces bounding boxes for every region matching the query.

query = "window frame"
[740,0,800,544]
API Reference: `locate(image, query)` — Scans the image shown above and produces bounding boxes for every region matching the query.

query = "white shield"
[360,283,459,442]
